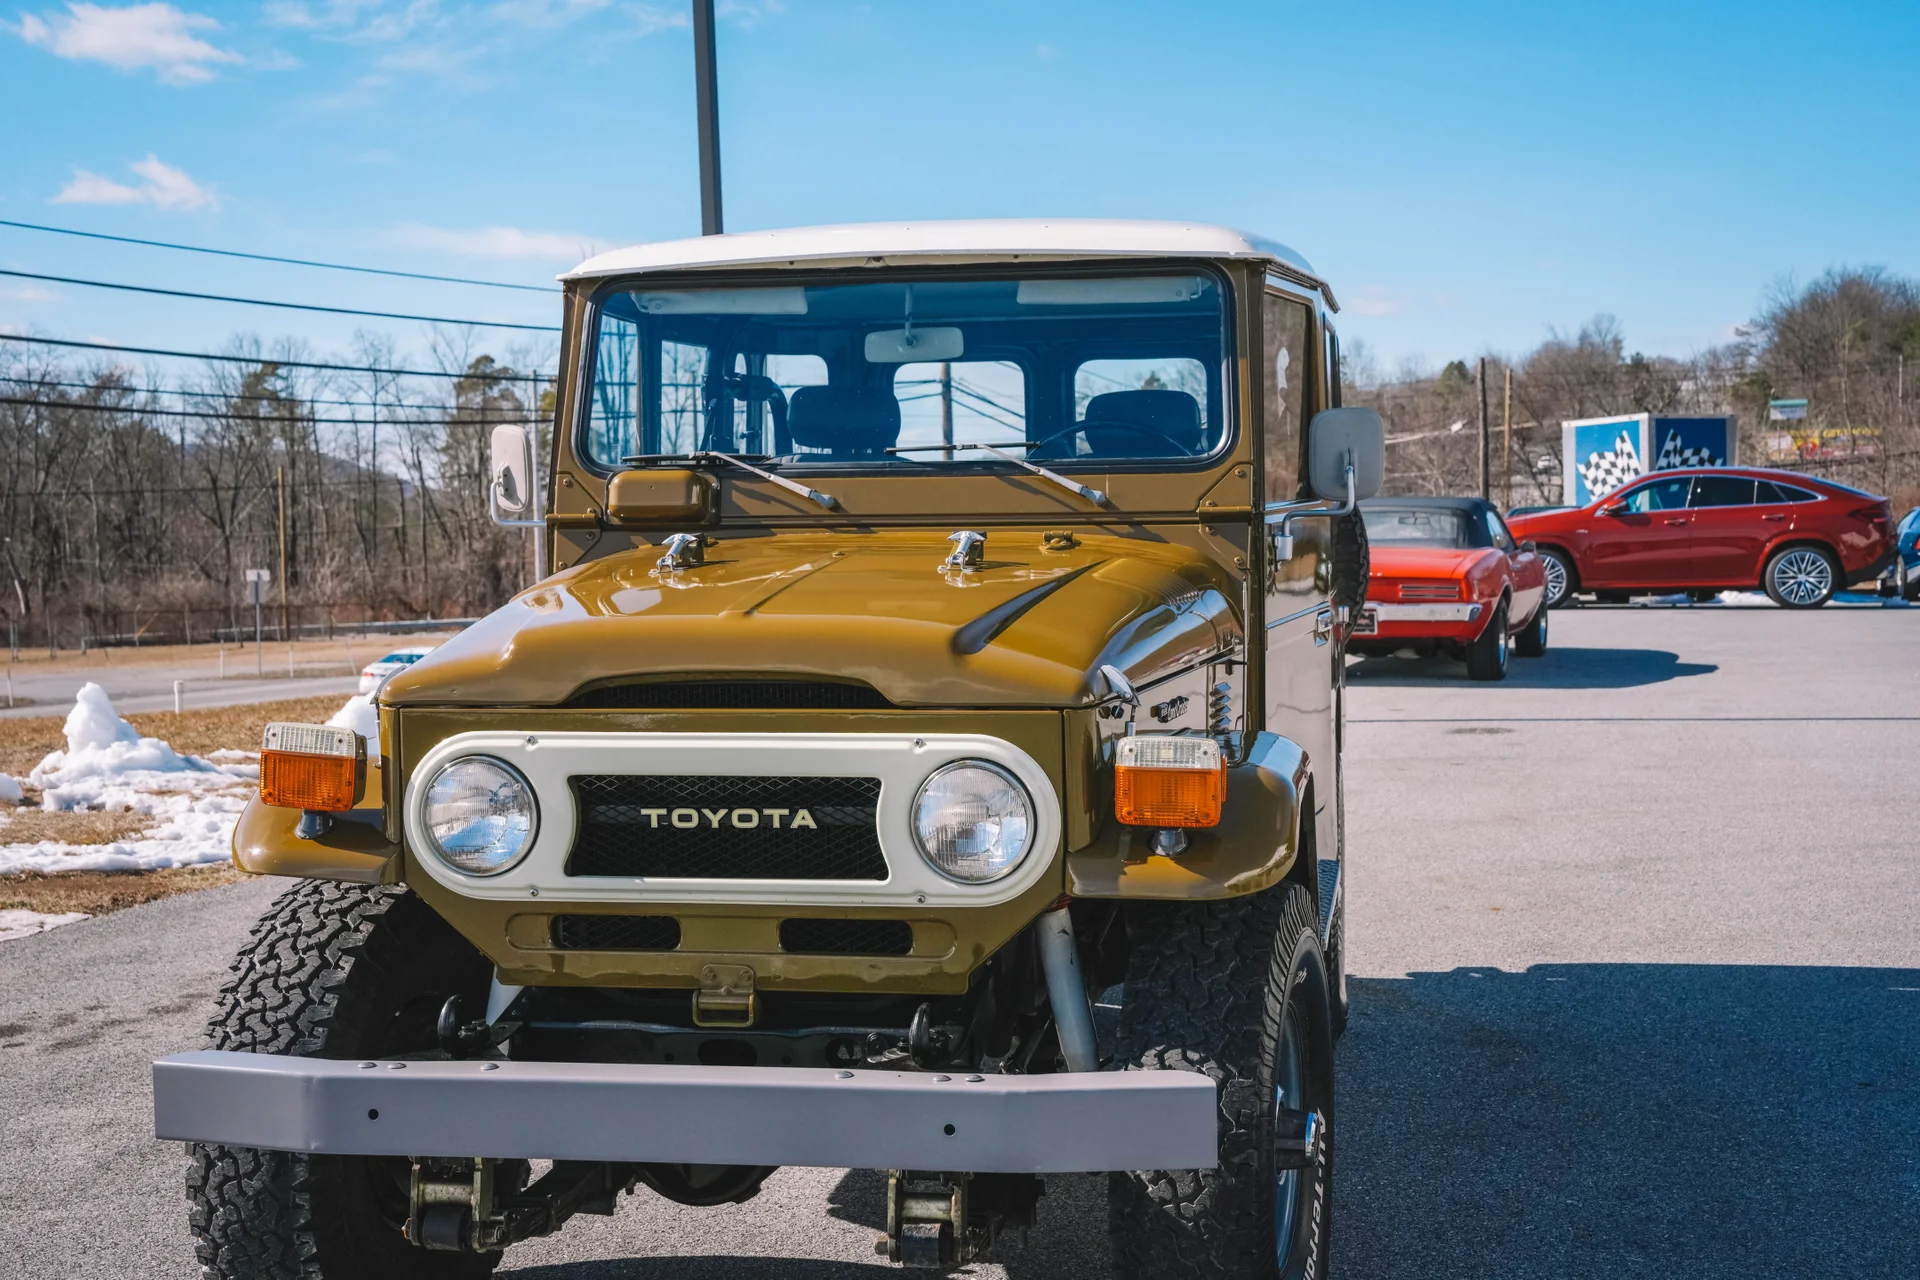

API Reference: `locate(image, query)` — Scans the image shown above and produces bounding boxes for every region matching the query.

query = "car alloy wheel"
[1540,550,1572,608]
[1770,548,1834,607]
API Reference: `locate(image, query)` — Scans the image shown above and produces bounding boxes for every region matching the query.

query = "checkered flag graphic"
[1654,430,1723,471]
[1578,430,1642,499]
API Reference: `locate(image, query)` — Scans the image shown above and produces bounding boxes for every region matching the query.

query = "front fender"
[1066,731,1307,900]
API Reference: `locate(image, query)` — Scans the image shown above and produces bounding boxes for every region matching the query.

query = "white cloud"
[632,3,686,35]
[391,223,598,260]
[491,0,608,28]
[1,285,60,302]
[53,154,217,211]
[14,2,241,85]
[51,169,143,205]
[1348,286,1403,317]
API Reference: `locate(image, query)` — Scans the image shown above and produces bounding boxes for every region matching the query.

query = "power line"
[0,334,551,383]
[0,269,562,333]
[0,394,541,427]
[1,374,530,413]
[0,219,559,293]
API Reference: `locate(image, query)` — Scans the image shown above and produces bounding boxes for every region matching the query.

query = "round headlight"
[912,760,1035,884]
[422,756,537,876]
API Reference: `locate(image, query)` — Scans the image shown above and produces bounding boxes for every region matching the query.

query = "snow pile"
[0,682,257,876]
[327,694,382,755]
[0,774,20,805]
[0,908,91,943]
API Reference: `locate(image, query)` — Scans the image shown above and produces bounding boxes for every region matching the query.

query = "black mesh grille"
[566,775,887,880]
[550,914,681,951]
[567,681,895,710]
[779,918,914,956]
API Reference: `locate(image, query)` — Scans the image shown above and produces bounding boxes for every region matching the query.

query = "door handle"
[1761,513,1786,522]
[1664,518,1688,526]
[1313,607,1336,646]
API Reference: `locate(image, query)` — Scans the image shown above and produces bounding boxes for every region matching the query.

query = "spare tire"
[1330,509,1370,639]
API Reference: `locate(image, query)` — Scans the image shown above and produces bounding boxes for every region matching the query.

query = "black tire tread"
[1109,884,1326,1279]
[1330,511,1370,640]
[185,880,494,1280]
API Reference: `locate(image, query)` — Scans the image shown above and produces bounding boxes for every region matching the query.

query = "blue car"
[1880,506,1919,600]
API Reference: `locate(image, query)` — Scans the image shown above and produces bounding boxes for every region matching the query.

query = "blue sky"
[2,0,1916,375]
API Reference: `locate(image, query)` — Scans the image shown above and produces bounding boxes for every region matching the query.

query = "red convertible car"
[1350,496,1549,681]
[1506,467,1898,609]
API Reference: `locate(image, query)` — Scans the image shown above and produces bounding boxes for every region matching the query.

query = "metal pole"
[253,581,263,677]
[940,362,954,459]
[692,0,724,236]
[1476,357,1490,500]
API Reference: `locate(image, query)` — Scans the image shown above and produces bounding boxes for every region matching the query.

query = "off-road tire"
[1464,600,1510,681]
[1109,883,1335,1280]
[1330,510,1370,640]
[186,881,495,1280]
[1762,544,1839,608]
[1513,602,1549,657]
[1323,884,1349,1041]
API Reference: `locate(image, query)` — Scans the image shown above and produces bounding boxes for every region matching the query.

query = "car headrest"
[1081,389,1204,454]
[786,385,902,455]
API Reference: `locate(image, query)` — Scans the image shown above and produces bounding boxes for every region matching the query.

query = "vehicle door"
[1582,475,1695,587]
[1685,474,1765,583]
[1260,284,1337,867]
[1487,509,1544,621]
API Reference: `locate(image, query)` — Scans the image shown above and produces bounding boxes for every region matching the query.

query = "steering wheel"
[1027,419,1197,461]
[702,372,789,453]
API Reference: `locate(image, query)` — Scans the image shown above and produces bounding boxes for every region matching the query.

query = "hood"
[1368,545,1499,579]
[383,532,1241,709]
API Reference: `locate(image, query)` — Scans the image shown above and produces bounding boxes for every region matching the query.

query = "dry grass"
[0,863,252,916]
[0,693,348,913]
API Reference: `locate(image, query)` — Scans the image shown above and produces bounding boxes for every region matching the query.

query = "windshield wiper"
[885,442,1107,507]
[625,450,837,511]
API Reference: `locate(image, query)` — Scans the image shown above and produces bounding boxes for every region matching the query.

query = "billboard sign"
[1561,414,1737,506]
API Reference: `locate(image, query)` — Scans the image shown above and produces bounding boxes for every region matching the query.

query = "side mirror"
[490,425,534,518]
[1521,540,1538,554]
[1306,408,1385,502]
[1598,502,1624,518]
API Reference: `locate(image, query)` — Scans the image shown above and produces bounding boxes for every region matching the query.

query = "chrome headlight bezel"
[420,754,539,877]
[910,758,1036,885]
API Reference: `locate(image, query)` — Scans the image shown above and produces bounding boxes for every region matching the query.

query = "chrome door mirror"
[1306,408,1384,502]
[490,424,534,519]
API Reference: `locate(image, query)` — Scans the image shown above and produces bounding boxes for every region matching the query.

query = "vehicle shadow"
[1347,646,1718,688]
[501,963,1916,1279]
[1337,963,1920,1279]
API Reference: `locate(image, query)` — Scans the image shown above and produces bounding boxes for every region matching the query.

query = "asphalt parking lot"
[1,606,1914,1278]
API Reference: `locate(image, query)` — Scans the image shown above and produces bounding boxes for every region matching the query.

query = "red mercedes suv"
[1506,467,1897,609]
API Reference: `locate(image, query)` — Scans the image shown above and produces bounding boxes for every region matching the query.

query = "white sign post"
[244,570,271,677]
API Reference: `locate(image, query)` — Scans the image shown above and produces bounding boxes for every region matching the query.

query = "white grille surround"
[402,731,1061,909]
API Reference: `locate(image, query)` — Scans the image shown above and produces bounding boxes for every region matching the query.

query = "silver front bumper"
[153,1051,1218,1173]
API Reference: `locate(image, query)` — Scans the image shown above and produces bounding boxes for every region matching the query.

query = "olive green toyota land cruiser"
[155,219,1384,1280]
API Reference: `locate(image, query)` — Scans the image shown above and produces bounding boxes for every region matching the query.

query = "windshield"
[1362,506,1478,548]
[581,270,1229,471]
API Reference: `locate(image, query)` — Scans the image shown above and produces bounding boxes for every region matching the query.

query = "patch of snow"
[326,694,382,755]
[0,908,91,942]
[0,685,376,878]
[0,774,21,805]
[1716,591,1776,608]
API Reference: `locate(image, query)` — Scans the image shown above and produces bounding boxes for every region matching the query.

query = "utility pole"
[276,466,290,642]
[940,361,954,459]
[1502,366,1513,512]
[692,0,724,236]
[1476,357,1490,500]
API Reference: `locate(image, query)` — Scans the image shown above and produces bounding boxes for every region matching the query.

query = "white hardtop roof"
[563,219,1334,308]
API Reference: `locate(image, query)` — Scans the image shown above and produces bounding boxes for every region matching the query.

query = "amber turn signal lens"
[1113,735,1226,828]
[258,722,362,811]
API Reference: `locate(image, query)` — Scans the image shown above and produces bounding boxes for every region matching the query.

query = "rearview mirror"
[864,327,964,363]
[1306,408,1385,502]
[490,424,533,517]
